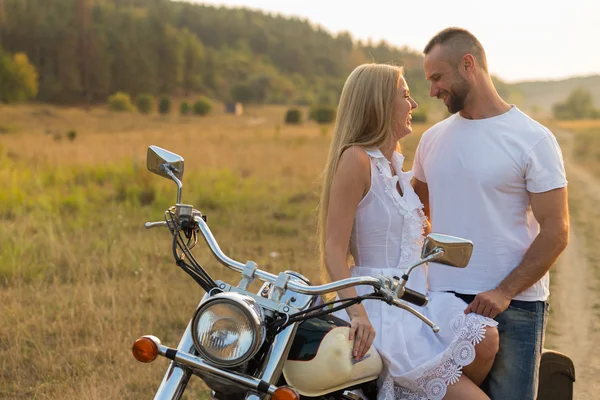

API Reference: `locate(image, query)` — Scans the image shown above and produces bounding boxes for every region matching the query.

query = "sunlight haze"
[191,0,599,83]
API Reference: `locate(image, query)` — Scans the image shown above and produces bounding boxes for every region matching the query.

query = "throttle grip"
[401,288,428,307]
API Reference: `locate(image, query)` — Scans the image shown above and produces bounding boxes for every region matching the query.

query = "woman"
[318,63,499,400]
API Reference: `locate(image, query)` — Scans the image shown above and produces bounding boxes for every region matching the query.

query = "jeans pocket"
[507,300,539,318]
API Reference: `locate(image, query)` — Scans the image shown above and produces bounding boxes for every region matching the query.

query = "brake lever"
[377,275,439,333]
[392,299,440,333]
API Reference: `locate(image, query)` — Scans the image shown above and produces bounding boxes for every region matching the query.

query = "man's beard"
[442,75,470,114]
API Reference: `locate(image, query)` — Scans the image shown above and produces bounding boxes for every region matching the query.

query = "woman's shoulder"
[336,146,372,186]
[339,145,372,170]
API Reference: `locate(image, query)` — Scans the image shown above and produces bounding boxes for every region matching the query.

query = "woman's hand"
[348,311,376,361]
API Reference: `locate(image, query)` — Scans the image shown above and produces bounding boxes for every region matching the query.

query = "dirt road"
[548,130,600,399]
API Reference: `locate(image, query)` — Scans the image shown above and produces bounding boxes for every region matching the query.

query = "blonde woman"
[318,63,499,400]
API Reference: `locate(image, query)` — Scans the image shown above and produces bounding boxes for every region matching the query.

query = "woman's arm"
[324,146,374,360]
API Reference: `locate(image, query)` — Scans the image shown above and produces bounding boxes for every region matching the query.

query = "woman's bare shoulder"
[339,145,371,170]
[336,145,371,188]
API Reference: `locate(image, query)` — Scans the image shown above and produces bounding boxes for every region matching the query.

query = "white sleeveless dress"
[336,148,498,400]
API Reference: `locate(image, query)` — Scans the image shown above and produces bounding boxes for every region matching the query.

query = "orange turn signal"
[271,386,299,400]
[132,336,159,363]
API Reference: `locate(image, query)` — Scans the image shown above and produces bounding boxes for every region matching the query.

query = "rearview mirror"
[421,233,473,268]
[147,145,184,181]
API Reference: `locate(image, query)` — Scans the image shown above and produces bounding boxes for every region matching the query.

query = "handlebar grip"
[401,288,428,307]
[145,221,168,229]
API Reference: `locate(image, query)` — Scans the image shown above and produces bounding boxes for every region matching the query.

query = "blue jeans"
[453,293,549,400]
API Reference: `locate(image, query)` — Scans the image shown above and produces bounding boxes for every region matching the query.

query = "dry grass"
[3,103,598,398]
[551,119,600,133]
[0,103,429,399]
[547,120,600,278]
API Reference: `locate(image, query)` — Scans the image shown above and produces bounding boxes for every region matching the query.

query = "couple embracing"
[319,27,569,400]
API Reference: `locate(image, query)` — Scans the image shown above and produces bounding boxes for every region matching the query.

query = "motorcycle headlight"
[191,292,266,367]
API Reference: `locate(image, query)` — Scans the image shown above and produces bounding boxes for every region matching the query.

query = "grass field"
[2,103,597,399]
[0,103,427,399]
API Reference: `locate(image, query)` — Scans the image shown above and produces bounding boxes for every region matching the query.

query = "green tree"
[155,25,184,95]
[0,48,38,103]
[248,74,271,104]
[553,87,599,120]
[230,82,253,103]
[107,7,158,97]
[181,28,205,96]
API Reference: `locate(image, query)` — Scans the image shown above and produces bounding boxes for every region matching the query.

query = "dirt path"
[548,130,600,399]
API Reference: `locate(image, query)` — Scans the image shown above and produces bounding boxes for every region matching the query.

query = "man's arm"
[412,178,432,234]
[412,177,430,219]
[465,187,570,317]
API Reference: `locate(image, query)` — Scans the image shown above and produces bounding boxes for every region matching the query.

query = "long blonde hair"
[318,63,404,282]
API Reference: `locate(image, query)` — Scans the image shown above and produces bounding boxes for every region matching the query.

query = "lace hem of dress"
[371,159,427,266]
[376,313,498,400]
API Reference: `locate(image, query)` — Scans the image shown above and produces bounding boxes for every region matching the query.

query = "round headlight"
[191,292,266,367]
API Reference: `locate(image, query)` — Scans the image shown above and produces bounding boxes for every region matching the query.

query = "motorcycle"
[132,145,575,400]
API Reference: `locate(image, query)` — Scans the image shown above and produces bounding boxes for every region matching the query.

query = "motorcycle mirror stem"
[396,248,445,290]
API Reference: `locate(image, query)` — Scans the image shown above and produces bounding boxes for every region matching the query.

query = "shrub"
[284,108,302,124]
[309,105,336,124]
[66,130,77,141]
[411,110,428,123]
[180,101,191,115]
[193,97,212,116]
[158,96,171,114]
[108,92,135,112]
[135,93,154,114]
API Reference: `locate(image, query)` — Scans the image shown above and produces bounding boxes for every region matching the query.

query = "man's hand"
[464,288,512,318]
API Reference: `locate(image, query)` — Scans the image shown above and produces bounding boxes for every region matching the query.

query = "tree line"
[0,0,433,109]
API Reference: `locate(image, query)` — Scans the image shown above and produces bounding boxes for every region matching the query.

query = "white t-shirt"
[412,106,567,301]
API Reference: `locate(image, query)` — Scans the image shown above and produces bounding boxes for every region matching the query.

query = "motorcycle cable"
[269,294,383,334]
[167,210,219,292]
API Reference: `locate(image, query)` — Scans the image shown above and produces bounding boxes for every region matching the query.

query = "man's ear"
[461,54,476,74]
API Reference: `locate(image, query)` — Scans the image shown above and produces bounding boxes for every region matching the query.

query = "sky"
[188,0,599,83]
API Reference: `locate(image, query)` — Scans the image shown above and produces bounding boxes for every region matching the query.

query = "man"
[412,27,570,400]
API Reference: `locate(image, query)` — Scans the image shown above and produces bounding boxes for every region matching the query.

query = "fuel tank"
[283,314,382,397]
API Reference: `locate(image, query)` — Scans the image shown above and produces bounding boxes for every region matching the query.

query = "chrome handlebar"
[145,214,381,294]
[192,215,383,295]
[145,210,439,332]
[192,214,439,331]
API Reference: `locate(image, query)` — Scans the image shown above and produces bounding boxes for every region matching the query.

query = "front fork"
[153,293,210,400]
[244,323,299,400]
[153,318,196,400]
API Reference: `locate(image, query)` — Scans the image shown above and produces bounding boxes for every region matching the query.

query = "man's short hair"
[423,27,488,72]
